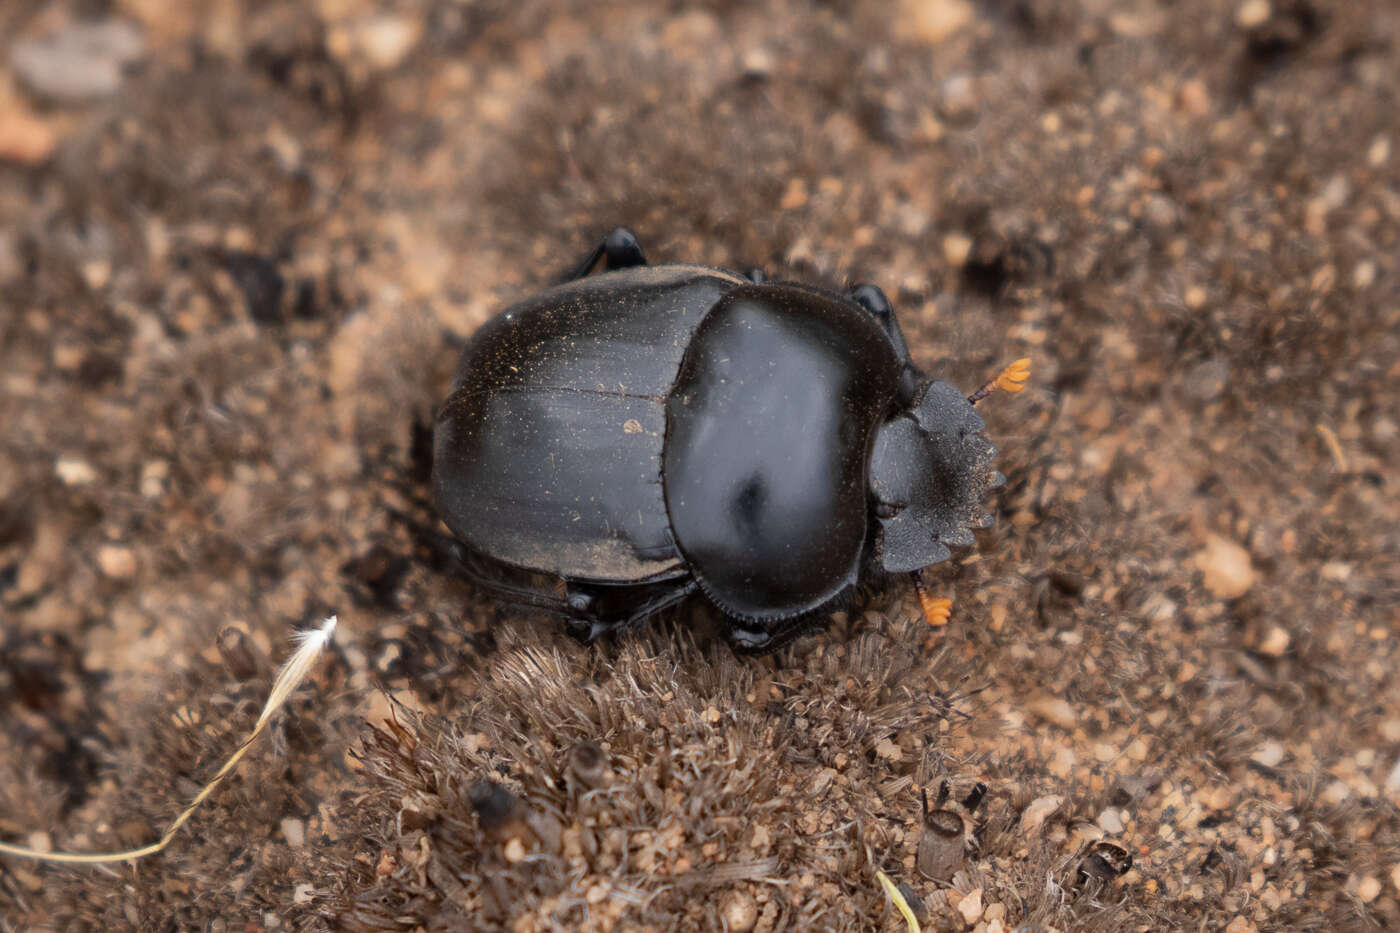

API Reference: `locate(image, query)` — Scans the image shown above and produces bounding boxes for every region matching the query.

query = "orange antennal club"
[912,573,952,627]
[968,357,1031,405]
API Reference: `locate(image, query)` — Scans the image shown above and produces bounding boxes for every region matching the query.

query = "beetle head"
[870,380,999,574]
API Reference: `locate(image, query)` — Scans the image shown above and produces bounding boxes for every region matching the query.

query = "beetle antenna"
[911,571,952,627]
[967,357,1031,405]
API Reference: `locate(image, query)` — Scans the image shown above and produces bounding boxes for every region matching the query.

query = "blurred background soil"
[1,0,1397,930]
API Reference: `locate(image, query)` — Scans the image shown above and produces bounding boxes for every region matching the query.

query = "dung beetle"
[433,228,1028,652]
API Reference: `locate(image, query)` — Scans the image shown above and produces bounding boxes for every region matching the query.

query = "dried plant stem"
[0,616,337,865]
[1315,423,1348,472]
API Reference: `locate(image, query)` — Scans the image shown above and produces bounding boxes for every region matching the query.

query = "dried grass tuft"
[327,615,963,932]
[0,617,337,865]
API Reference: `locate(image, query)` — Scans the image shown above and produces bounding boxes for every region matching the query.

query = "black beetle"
[432,228,1027,652]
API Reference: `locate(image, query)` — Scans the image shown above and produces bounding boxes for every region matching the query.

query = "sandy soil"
[1,1,1397,930]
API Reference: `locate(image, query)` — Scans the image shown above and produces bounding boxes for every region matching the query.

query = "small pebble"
[1319,175,1350,211]
[1368,136,1391,167]
[55,456,98,486]
[1185,358,1230,402]
[1028,697,1077,730]
[327,15,422,72]
[779,178,808,210]
[1141,592,1178,624]
[1020,795,1062,834]
[740,47,774,78]
[1251,741,1285,769]
[956,886,983,924]
[140,460,170,498]
[1236,0,1271,28]
[720,888,758,932]
[1195,535,1255,599]
[1383,757,1400,796]
[358,16,421,71]
[1320,561,1352,582]
[1177,79,1210,117]
[10,20,146,102]
[943,233,973,268]
[1097,808,1124,835]
[939,74,976,120]
[1257,626,1290,657]
[0,102,58,164]
[1352,261,1376,289]
[1357,876,1381,903]
[1322,780,1351,805]
[1143,194,1178,230]
[96,545,137,579]
[898,0,973,45]
[280,818,306,848]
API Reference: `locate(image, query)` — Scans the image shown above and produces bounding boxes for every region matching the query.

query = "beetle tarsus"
[967,357,1031,405]
[564,617,615,644]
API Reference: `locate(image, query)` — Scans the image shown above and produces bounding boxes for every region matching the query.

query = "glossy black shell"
[663,283,899,619]
[432,265,903,623]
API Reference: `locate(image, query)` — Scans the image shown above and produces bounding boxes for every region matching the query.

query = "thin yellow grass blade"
[875,869,922,933]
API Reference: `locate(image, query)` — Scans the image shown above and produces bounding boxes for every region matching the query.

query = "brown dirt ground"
[2,1,1398,930]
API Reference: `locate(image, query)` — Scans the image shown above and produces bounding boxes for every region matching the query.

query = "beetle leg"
[561,227,648,282]
[386,508,606,617]
[451,556,594,617]
[562,579,700,644]
[850,283,920,405]
[967,358,1031,405]
[912,572,952,627]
